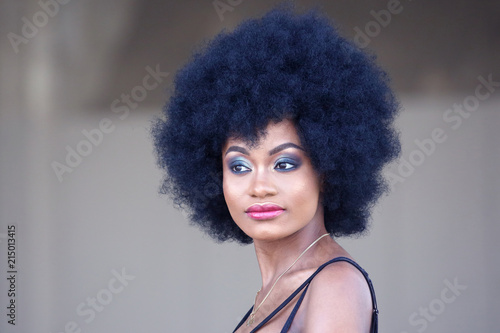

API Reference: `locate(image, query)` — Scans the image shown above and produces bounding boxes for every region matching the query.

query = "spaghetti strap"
[281,257,378,333]
[232,257,378,333]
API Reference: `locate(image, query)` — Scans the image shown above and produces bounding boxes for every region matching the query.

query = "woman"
[153,6,399,332]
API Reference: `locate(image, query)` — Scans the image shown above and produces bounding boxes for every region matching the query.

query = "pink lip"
[246,204,285,220]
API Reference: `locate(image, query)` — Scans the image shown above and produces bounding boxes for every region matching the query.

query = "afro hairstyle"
[152,6,400,244]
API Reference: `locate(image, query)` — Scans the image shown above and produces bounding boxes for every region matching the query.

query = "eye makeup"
[227,157,252,174]
[274,155,302,172]
[226,153,303,175]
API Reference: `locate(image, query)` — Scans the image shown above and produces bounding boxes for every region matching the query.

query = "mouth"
[245,203,285,220]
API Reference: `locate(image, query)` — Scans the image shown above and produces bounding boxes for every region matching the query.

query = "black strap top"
[232,257,378,333]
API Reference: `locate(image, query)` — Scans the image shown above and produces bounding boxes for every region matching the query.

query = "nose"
[249,168,278,198]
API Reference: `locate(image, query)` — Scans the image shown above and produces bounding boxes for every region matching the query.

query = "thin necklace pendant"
[246,313,255,326]
[247,289,259,326]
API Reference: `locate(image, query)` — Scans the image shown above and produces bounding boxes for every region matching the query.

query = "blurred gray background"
[1,0,499,332]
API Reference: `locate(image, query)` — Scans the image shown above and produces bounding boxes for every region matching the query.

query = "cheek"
[222,173,242,212]
[222,176,249,229]
[286,173,321,212]
[290,170,320,196]
[295,184,319,208]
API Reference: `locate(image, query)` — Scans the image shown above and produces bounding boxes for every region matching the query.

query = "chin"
[243,223,302,243]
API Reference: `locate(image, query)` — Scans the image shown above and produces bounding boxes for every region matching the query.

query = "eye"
[231,164,251,173]
[275,162,294,170]
[228,158,252,174]
[274,158,299,171]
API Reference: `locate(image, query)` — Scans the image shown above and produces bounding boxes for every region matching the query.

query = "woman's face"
[222,119,324,242]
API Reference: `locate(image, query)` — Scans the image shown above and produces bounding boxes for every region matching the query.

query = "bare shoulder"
[302,260,373,332]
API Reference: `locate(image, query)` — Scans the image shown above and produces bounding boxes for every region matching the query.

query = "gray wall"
[1,1,499,332]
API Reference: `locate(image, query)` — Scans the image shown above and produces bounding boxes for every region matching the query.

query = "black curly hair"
[152,6,400,244]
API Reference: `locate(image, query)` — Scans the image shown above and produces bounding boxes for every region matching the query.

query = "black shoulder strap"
[233,257,378,333]
[281,257,378,332]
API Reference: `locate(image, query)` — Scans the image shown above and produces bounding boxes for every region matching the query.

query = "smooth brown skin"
[222,119,372,332]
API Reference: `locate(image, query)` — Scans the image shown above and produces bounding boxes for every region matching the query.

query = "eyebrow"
[224,142,305,157]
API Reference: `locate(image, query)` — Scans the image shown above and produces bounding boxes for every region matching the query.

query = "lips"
[245,203,285,220]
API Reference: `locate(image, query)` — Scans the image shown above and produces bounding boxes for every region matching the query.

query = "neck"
[253,223,332,288]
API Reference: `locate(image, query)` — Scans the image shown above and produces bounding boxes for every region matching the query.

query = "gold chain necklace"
[246,233,330,326]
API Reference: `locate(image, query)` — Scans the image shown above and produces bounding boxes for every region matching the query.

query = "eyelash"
[229,158,299,174]
[230,164,250,174]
